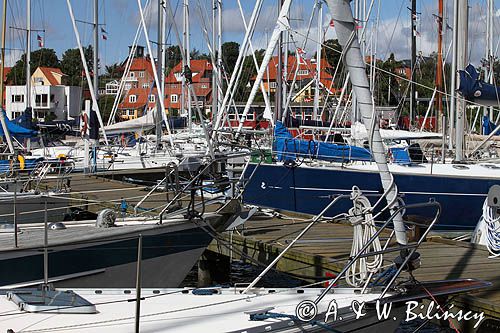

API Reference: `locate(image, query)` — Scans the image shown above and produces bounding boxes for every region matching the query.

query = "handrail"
[313,201,441,305]
[134,164,178,214]
[158,151,251,224]
[242,194,354,294]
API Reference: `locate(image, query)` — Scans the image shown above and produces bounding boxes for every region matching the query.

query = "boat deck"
[208,214,500,329]
[0,218,188,251]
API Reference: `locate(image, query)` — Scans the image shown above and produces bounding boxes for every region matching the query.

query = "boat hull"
[242,163,499,230]
[0,221,215,288]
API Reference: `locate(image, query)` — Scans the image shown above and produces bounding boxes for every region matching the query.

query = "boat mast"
[409,0,417,129]
[435,0,443,134]
[156,0,164,148]
[211,0,218,123]
[217,0,222,115]
[183,0,192,131]
[454,0,468,161]
[275,0,283,123]
[0,0,14,154]
[26,0,31,116]
[485,0,494,123]
[313,0,322,120]
[325,0,407,245]
[93,0,99,122]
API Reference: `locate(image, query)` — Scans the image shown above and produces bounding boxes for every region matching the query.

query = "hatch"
[7,289,97,314]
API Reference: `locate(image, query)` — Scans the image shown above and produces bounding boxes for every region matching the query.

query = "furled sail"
[459,64,500,106]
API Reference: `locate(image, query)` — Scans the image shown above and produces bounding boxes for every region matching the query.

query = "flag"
[37,34,43,47]
[101,27,108,40]
[329,19,334,28]
[296,47,306,65]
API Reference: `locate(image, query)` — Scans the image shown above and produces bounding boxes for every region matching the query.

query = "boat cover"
[0,110,38,138]
[458,64,500,106]
[274,121,372,162]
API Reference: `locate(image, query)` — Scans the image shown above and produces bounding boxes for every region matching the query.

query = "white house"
[5,67,82,121]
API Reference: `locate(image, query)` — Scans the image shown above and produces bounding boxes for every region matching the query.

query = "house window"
[129,95,137,103]
[142,83,149,89]
[201,84,207,89]
[35,94,48,107]
[170,94,178,103]
[246,113,255,121]
[130,72,135,78]
[149,95,156,103]
[228,113,237,120]
[269,81,277,89]
[298,69,309,76]
[11,95,24,103]
[125,83,132,90]
[128,109,135,116]
[139,71,145,78]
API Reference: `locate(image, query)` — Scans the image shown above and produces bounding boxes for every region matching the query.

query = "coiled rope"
[475,198,500,258]
[346,186,383,287]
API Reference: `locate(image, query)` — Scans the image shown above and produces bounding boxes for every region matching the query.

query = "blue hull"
[242,163,499,230]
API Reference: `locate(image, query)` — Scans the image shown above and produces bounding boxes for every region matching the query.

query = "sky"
[2,0,499,72]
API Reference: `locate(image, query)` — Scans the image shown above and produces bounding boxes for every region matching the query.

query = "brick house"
[164,59,213,111]
[251,55,336,103]
[118,48,212,120]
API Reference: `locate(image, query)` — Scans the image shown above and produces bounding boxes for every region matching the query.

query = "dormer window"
[298,69,309,76]
[149,95,155,103]
[129,95,137,103]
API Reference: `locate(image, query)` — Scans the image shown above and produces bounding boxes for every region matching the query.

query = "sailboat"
[0,2,491,332]
[241,0,500,231]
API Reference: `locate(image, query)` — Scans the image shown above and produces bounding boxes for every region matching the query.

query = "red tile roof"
[118,87,150,109]
[255,55,333,82]
[38,67,65,85]
[2,67,11,84]
[165,59,213,84]
[129,57,154,74]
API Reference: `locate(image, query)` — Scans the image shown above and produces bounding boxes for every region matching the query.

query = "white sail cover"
[103,112,155,135]
[351,122,442,140]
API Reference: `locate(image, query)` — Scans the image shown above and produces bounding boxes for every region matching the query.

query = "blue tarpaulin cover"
[0,110,38,138]
[274,121,372,162]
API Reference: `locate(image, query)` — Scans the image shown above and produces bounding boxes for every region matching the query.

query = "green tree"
[60,45,94,86]
[322,39,343,74]
[97,94,116,123]
[222,41,240,75]
[103,62,124,79]
[6,48,60,85]
[190,48,210,61]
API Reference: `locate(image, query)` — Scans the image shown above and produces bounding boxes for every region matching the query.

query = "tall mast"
[275,0,283,122]
[217,0,222,114]
[26,0,31,112]
[313,0,322,120]
[211,0,217,123]
[485,0,493,122]
[156,0,164,148]
[435,0,443,133]
[183,0,191,130]
[454,0,468,161]
[0,0,14,154]
[409,0,417,128]
[93,0,98,108]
